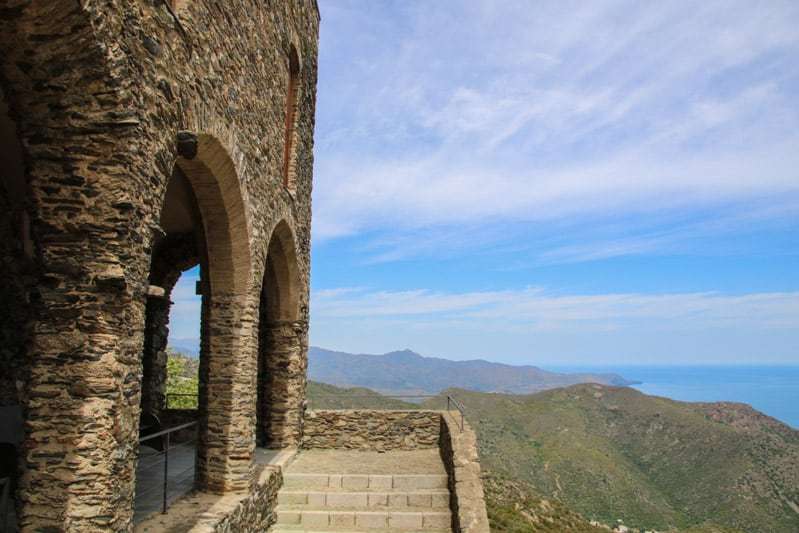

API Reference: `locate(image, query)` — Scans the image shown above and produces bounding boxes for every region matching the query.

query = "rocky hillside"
[436,385,799,533]
[309,346,636,395]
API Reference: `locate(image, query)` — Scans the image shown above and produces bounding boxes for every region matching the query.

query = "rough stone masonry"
[0,1,319,531]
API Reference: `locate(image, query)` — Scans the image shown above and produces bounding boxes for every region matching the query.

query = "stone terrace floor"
[287,449,446,475]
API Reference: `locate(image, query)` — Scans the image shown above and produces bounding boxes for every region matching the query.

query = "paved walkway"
[287,449,446,475]
[134,443,196,524]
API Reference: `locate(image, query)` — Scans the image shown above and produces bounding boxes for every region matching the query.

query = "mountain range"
[308,346,637,395]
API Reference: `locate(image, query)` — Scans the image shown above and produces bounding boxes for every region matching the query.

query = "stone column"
[141,296,170,418]
[21,260,148,532]
[258,319,308,448]
[196,293,257,492]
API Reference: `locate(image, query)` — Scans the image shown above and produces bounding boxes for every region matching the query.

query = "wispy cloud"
[312,286,799,331]
[310,286,799,364]
[314,0,799,262]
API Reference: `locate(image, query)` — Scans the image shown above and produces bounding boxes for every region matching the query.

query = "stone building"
[0,0,319,530]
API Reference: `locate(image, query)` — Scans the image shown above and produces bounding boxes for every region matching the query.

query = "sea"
[547,365,799,429]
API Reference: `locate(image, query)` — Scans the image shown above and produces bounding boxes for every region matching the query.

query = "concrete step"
[283,473,449,491]
[276,508,451,531]
[278,490,450,508]
[272,529,450,533]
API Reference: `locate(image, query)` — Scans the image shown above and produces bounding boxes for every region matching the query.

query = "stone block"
[423,511,451,529]
[285,473,328,488]
[341,474,369,490]
[367,492,389,507]
[369,474,393,489]
[388,493,408,507]
[330,511,356,527]
[407,493,433,507]
[307,491,327,506]
[277,491,307,505]
[390,511,423,529]
[356,511,389,529]
[431,491,450,508]
[301,510,329,528]
[328,474,343,488]
[276,509,301,525]
[327,491,367,507]
[393,474,448,490]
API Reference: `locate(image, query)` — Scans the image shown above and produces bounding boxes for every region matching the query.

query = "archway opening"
[256,221,303,448]
[136,133,253,519]
[136,166,204,521]
[164,267,201,410]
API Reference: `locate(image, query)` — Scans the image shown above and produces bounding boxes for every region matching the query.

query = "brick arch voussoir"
[174,133,252,298]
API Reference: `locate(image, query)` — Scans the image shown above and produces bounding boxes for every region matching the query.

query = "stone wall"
[134,462,283,533]
[0,0,319,530]
[211,466,282,533]
[258,320,308,448]
[440,413,491,533]
[302,410,441,451]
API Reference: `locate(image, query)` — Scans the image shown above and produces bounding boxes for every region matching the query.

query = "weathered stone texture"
[302,410,442,451]
[258,320,309,448]
[440,413,491,533]
[0,0,319,530]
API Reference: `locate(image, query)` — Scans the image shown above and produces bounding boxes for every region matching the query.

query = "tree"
[166,348,198,409]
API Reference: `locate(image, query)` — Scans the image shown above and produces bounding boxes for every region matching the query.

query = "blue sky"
[170,0,799,366]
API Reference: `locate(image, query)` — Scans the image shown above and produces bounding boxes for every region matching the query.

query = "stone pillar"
[258,320,308,448]
[21,260,147,531]
[196,293,257,492]
[141,296,170,418]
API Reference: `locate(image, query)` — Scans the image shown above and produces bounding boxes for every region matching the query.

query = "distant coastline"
[549,364,799,429]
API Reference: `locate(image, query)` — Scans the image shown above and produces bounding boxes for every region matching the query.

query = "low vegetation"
[308,379,798,532]
[307,381,417,410]
[438,384,798,533]
[165,348,198,409]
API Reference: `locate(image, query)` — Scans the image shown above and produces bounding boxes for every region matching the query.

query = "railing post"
[0,477,9,533]
[162,431,170,514]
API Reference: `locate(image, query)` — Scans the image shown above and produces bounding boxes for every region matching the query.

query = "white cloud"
[310,286,799,363]
[313,0,799,257]
[312,286,799,331]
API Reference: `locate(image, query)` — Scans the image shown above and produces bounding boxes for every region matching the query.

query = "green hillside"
[435,384,799,533]
[306,381,417,410]
[307,380,799,532]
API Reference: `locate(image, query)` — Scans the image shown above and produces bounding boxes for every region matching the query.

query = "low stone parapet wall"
[302,409,441,451]
[301,408,490,532]
[440,412,491,533]
[134,449,296,533]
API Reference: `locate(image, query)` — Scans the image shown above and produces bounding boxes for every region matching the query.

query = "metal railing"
[446,395,466,431]
[0,477,10,533]
[135,421,197,520]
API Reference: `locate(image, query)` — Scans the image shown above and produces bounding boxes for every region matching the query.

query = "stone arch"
[262,220,301,322]
[257,219,306,447]
[137,131,256,496]
[176,133,251,296]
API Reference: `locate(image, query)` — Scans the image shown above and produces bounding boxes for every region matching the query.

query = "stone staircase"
[271,450,453,532]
